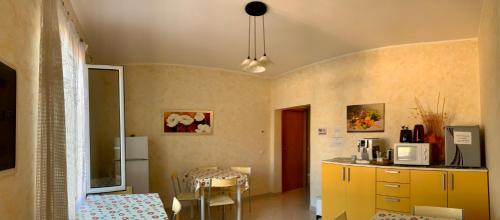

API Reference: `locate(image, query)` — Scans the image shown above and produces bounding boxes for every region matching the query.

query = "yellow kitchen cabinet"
[322,164,376,220]
[376,195,411,213]
[322,163,347,220]
[448,171,489,220]
[376,182,410,198]
[410,170,447,208]
[322,160,489,220]
[377,168,410,183]
[346,166,376,220]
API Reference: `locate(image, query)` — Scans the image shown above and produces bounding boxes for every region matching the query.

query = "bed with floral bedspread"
[77,193,168,220]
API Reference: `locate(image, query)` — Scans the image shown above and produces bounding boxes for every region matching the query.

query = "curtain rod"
[60,0,87,43]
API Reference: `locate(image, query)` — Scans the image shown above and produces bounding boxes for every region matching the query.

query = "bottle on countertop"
[386,148,393,161]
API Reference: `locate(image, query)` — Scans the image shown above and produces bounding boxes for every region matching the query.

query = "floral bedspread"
[77,193,168,220]
[372,211,453,220]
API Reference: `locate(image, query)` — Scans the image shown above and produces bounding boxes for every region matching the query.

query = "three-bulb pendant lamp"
[241,1,272,73]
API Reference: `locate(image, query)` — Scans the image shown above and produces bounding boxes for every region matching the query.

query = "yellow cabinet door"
[346,166,376,220]
[410,170,447,208]
[322,163,347,220]
[448,171,489,220]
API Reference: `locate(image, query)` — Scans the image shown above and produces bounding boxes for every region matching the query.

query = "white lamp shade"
[247,59,260,69]
[258,55,272,66]
[240,57,252,67]
[246,63,266,73]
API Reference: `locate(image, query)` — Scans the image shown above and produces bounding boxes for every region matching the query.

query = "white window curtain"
[37,0,88,219]
[58,0,88,218]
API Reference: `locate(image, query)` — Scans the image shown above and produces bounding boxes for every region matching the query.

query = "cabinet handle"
[347,167,351,182]
[450,174,454,191]
[385,170,400,174]
[383,184,400,188]
[341,167,345,181]
[441,173,446,191]
[384,197,401,203]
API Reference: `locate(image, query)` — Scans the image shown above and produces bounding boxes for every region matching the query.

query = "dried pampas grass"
[414,93,448,137]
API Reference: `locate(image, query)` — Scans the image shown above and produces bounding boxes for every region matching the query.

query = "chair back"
[210,178,237,188]
[207,177,237,202]
[172,197,182,220]
[413,206,463,220]
[334,211,347,220]
[230,166,251,175]
[171,172,182,196]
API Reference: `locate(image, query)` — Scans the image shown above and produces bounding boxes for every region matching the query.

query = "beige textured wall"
[270,39,481,204]
[0,0,41,219]
[478,0,500,218]
[123,65,271,202]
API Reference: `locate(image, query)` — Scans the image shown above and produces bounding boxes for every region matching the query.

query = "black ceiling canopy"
[245,1,267,16]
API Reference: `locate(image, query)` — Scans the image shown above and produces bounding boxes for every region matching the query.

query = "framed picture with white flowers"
[163,110,213,134]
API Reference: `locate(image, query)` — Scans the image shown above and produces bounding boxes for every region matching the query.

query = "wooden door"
[346,166,376,220]
[410,170,447,208]
[322,163,347,220]
[282,109,307,192]
[448,171,489,220]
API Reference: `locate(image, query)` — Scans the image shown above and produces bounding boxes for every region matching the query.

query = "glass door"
[85,65,126,193]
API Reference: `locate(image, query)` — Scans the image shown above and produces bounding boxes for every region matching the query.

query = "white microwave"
[394,143,430,165]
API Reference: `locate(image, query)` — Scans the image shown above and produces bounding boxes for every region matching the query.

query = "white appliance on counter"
[394,143,430,165]
[125,136,149,193]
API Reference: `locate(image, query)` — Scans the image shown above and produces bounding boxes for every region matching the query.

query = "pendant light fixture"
[241,1,271,73]
[257,15,272,66]
[240,15,252,67]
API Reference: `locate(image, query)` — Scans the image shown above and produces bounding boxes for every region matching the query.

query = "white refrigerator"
[125,136,149,194]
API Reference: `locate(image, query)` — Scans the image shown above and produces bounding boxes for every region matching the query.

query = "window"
[85,65,126,194]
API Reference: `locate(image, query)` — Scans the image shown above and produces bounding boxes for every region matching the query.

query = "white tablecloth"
[77,193,168,220]
[184,168,249,191]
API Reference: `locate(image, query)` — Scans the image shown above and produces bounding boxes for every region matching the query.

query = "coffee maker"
[357,138,385,163]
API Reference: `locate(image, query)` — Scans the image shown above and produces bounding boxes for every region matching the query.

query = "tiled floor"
[176,188,316,220]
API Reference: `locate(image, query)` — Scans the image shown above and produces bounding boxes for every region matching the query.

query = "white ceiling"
[70,0,483,78]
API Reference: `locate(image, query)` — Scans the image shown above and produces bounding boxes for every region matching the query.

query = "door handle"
[384,197,400,203]
[384,184,400,188]
[341,167,345,181]
[441,173,446,191]
[347,167,351,182]
[450,173,454,191]
[385,170,400,174]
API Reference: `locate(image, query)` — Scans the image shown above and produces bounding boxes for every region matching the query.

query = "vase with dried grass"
[414,93,448,164]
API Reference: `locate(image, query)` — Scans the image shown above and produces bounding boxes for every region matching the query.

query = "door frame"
[272,105,310,194]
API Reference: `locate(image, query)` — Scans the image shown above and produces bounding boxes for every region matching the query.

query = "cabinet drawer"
[376,182,410,197]
[377,168,410,183]
[376,195,411,213]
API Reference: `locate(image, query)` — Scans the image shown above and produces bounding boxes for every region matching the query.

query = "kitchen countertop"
[323,157,488,172]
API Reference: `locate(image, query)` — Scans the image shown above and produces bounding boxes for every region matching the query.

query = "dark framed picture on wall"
[0,61,16,171]
[347,103,385,132]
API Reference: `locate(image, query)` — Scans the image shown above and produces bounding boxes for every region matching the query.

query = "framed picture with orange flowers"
[163,111,213,134]
[347,103,385,132]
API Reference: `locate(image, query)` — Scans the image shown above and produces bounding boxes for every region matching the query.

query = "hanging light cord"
[254,16,257,60]
[262,15,266,56]
[247,15,251,59]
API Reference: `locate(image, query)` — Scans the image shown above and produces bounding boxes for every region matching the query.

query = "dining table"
[184,167,249,220]
[372,211,454,220]
[76,193,169,220]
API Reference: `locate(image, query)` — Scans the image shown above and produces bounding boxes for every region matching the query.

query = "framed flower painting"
[347,103,385,132]
[163,111,213,134]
